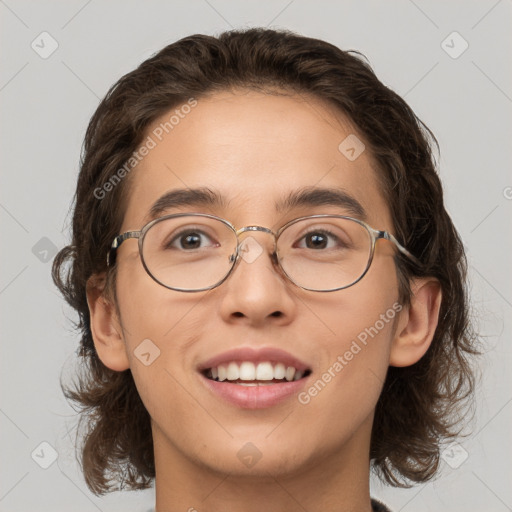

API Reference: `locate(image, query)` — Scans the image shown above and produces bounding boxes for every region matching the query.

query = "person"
[52,27,478,512]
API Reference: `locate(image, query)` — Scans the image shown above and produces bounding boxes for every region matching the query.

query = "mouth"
[197,347,313,409]
[202,361,312,385]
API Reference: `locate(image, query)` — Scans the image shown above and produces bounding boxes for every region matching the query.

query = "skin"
[87,89,442,512]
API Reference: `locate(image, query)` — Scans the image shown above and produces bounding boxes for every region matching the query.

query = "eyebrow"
[144,185,367,224]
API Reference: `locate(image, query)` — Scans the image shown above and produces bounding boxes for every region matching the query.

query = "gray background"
[1,1,511,511]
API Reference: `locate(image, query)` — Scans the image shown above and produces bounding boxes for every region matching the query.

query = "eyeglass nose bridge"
[235,225,276,237]
[232,225,279,265]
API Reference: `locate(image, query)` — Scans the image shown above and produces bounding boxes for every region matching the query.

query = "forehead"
[121,89,392,231]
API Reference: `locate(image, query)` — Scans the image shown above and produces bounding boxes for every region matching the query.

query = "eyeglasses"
[107,213,420,292]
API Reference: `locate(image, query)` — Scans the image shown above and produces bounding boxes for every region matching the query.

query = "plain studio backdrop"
[1,1,511,511]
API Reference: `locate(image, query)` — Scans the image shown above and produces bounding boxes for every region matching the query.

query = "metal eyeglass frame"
[107,212,421,293]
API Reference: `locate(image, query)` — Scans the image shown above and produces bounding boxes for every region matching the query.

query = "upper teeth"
[210,361,305,382]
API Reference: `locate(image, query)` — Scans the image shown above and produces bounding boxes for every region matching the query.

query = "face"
[109,89,404,478]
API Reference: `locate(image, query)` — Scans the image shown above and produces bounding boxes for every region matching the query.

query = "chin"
[190,433,314,478]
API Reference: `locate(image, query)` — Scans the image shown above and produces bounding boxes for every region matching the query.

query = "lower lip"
[199,373,310,409]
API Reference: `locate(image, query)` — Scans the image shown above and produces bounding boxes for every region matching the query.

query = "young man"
[53,28,477,512]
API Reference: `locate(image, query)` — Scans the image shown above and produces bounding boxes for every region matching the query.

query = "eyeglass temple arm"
[107,231,141,266]
[378,231,422,267]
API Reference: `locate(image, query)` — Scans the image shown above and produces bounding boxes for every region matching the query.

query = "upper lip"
[198,347,311,372]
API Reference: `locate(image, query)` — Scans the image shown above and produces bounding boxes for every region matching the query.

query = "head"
[53,27,477,495]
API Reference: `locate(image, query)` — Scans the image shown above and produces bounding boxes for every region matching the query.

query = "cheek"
[113,258,223,420]
[115,255,197,340]
[294,319,395,455]
[298,256,400,427]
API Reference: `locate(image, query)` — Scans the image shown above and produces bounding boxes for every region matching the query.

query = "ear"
[86,273,130,372]
[390,278,442,367]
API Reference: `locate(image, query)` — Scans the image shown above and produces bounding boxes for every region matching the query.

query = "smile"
[198,346,313,409]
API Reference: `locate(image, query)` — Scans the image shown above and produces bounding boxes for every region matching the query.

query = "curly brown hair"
[52,27,478,495]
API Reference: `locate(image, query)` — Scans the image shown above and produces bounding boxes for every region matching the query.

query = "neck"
[152,417,374,512]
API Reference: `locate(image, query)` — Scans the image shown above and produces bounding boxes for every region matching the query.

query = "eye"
[166,229,219,250]
[295,229,346,250]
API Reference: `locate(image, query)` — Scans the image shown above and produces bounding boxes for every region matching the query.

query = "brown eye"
[295,229,347,250]
[166,229,217,250]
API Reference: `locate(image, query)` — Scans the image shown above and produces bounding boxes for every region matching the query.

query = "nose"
[218,229,297,327]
